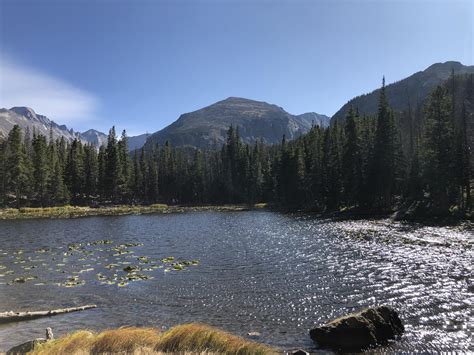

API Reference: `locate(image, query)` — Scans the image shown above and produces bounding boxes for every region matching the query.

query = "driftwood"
[0,304,97,324]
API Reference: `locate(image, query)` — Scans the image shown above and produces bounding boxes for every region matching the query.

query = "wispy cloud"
[0,58,100,125]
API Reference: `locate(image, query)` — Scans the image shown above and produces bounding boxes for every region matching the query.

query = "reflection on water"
[0,212,472,352]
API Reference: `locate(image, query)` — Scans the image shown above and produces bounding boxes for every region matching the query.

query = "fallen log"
[0,304,97,324]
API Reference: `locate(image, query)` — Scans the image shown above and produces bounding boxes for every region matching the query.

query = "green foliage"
[421,86,457,212]
[0,75,471,217]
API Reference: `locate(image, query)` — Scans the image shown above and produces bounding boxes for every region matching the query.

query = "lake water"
[0,211,472,352]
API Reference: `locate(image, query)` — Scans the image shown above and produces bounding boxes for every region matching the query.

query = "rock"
[309,306,404,351]
[7,338,46,354]
[288,349,309,355]
[247,331,261,339]
[123,265,140,273]
[46,327,54,340]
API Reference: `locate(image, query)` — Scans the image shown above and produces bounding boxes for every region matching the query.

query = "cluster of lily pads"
[0,239,199,288]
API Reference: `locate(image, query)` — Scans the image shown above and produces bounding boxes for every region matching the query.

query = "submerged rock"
[288,349,309,355]
[309,305,404,351]
[247,331,261,339]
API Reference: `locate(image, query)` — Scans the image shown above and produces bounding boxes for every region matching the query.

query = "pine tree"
[5,125,31,208]
[97,145,107,198]
[139,148,148,202]
[147,153,159,203]
[342,107,362,207]
[64,139,85,203]
[421,86,456,213]
[104,127,122,202]
[369,78,400,210]
[0,137,6,206]
[32,134,49,206]
[118,130,131,201]
[131,149,142,203]
[48,151,69,205]
[83,144,98,199]
[321,125,342,209]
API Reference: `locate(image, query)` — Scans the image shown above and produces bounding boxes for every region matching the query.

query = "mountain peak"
[331,61,474,123]
[425,61,464,72]
[144,97,326,149]
[10,106,37,120]
[218,97,262,105]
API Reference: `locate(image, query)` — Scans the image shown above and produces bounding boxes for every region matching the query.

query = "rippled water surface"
[0,211,472,352]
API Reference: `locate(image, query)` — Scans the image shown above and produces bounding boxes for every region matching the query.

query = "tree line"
[0,74,472,217]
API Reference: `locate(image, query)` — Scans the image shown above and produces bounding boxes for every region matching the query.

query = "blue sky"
[1,0,472,136]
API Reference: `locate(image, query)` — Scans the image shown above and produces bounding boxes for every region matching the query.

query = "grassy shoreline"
[28,323,276,354]
[0,204,264,220]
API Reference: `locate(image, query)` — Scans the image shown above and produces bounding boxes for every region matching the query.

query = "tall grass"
[0,204,248,220]
[91,327,160,353]
[31,324,276,354]
[155,324,273,354]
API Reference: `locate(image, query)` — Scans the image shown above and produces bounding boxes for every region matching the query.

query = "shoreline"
[0,204,257,220]
[0,203,471,226]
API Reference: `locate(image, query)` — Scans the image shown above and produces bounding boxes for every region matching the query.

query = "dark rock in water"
[247,331,261,339]
[288,349,309,355]
[309,306,404,351]
[7,338,46,354]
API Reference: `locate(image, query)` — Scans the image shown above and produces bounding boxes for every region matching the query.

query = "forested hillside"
[0,74,472,218]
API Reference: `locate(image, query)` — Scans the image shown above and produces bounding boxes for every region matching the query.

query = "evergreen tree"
[342,107,362,206]
[104,127,122,202]
[83,144,98,198]
[5,126,31,208]
[422,86,456,212]
[369,78,400,210]
[64,139,85,203]
[132,149,143,202]
[32,134,49,206]
[0,137,6,206]
[118,130,131,200]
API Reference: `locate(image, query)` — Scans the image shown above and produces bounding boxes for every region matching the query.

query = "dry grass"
[0,204,249,220]
[32,330,95,355]
[30,324,276,354]
[91,327,161,353]
[155,324,274,354]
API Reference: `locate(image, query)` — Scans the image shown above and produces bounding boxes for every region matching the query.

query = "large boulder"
[309,306,404,351]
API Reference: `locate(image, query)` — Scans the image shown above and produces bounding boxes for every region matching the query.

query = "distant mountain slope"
[144,97,329,149]
[80,130,148,150]
[81,129,108,147]
[128,133,150,151]
[295,112,331,130]
[0,107,82,142]
[0,107,147,151]
[331,61,474,123]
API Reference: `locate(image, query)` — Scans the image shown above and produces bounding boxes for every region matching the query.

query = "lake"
[0,211,472,352]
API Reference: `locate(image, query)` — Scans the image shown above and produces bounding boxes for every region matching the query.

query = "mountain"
[331,61,474,123]
[0,107,148,151]
[295,112,331,130]
[81,129,108,147]
[128,133,150,151]
[0,106,82,142]
[80,130,148,150]
[144,97,329,149]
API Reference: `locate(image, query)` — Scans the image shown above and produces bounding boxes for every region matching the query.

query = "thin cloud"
[0,58,99,125]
